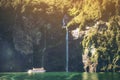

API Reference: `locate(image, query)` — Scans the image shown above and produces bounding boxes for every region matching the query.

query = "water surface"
[0,72,119,80]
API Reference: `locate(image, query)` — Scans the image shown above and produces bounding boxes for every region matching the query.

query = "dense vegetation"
[0,0,120,72]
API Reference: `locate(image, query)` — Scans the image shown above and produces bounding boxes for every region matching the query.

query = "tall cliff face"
[0,0,83,72]
[0,0,120,72]
[11,11,83,71]
[68,0,120,72]
[82,18,120,72]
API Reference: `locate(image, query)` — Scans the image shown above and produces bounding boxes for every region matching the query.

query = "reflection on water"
[82,72,98,80]
[0,72,119,80]
[82,72,120,80]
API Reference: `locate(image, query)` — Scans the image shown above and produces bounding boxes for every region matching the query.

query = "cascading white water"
[63,14,69,72]
[66,27,69,72]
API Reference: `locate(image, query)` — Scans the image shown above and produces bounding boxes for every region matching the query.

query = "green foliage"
[82,16,120,71]
[0,0,120,30]
[67,0,120,30]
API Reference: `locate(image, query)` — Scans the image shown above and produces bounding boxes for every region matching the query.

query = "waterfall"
[66,27,69,72]
[63,14,69,72]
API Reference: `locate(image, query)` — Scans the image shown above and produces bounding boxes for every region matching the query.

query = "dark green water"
[0,72,119,80]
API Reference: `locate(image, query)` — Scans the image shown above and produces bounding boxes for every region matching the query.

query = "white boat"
[28,67,46,74]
